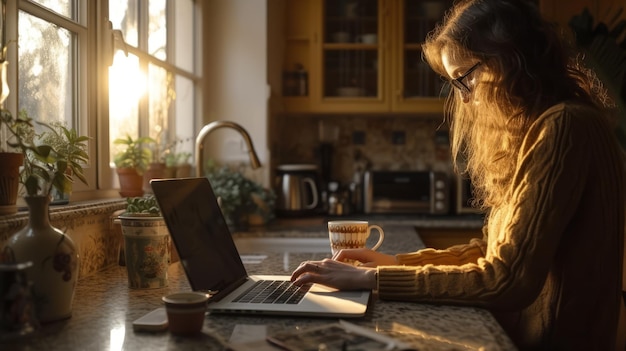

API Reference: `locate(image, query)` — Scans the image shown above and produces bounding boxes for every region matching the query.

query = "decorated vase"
[1,196,79,323]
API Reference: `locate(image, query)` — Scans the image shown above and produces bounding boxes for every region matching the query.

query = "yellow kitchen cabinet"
[279,0,450,114]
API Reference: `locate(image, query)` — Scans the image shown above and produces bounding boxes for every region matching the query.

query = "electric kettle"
[275,164,320,216]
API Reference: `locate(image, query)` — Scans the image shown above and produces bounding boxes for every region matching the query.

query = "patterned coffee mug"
[328,220,385,256]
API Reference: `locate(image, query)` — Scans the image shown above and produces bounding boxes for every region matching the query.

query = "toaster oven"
[363,171,450,214]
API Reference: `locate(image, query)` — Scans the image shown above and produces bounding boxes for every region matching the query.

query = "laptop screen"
[151,178,248,293]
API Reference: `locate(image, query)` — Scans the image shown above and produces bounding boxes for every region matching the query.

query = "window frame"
[106,0,203,196]
[4,0,202,202]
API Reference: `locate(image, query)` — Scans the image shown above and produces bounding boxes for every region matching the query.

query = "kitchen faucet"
[195,121,262,177]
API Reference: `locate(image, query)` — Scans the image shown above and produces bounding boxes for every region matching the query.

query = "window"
[9,0,202,199]
[108,0,201,183]
[15,1,94,194]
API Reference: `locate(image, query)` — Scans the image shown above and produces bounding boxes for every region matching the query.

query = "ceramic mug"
[357,33,377,44]
[328,220,385,256]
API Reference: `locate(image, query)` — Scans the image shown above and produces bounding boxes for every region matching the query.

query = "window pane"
[18,11,74,127]
[30,0,74,20]
[109,52,142,165]
[148,63,171,163]
[175,0,195,72]
[109,0,139,47]
[149,0,166,60]
[173,74,195,157]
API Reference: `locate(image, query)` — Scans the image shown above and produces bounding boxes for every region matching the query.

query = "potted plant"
[2,110,89,323]
[206,164,276,230]
[118,195,171,289]
[0,108,28,215]
[164,152,178,178]
[113,135,154,197]
[40,121,89,204]
[175,151,192,178]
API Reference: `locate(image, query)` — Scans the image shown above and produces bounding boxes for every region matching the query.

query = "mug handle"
[367,225,384,251]
[303,178,319,209]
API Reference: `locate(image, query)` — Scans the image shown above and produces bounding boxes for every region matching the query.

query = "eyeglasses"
[450,62,481,94]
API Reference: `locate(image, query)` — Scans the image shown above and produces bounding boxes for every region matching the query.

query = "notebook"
[150,177,371,318]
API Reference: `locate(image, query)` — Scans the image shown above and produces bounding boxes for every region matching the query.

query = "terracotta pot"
[116,167,144,198]
[0,152,24,215]
[2,196,79,323]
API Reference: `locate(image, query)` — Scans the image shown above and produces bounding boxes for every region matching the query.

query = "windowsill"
[0,196,127,237]
[0,195,129,279]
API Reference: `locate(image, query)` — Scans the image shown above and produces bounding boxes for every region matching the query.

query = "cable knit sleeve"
[395,237,486,266]
[377,104,592,309]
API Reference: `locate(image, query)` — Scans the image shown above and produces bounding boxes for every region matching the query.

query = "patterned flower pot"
[118,214,170,289]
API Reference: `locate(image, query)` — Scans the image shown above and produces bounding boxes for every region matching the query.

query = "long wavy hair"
[422,0,612,210]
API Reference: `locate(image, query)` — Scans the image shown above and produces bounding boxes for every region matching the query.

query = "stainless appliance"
[363,171,449,214]
[275,164,320,216]
[456,175,481,214]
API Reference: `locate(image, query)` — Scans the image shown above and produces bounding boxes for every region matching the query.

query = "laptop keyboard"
[232,280,312,304]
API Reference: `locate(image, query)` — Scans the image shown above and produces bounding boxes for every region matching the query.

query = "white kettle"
[275,164,320,216]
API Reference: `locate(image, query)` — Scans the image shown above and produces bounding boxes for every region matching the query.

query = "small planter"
[116,168,144,198]
[118,213,170,289]
[0,152,24,215]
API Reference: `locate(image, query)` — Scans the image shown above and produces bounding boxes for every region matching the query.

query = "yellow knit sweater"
[377,102,625,350]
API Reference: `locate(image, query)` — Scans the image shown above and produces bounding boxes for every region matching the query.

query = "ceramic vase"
[2,196,79,324]
[119,214,170,289]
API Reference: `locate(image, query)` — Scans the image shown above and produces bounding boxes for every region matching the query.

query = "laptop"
[150,177,371,318]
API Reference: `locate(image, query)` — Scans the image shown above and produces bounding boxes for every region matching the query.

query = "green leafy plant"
[124,195,161,215]
[6,110,89,197]
[206,164,276,227]
[113,135,155,174]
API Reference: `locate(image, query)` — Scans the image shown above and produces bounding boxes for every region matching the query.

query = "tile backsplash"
[272,114,454,185]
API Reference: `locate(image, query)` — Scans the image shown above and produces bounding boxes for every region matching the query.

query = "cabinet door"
[280,0,314,113]
[310,0,390,113]
[391,0,450,113]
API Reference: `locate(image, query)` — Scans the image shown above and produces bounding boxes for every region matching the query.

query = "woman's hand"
[290,259,377,290]
[332,248,398,267]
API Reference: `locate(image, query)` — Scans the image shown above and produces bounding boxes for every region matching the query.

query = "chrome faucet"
[195,121,262,177]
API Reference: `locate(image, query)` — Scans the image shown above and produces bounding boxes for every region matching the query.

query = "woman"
[291,0,625,349]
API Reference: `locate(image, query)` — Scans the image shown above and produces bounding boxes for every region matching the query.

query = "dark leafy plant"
[5,110,89,197]
[124,195,161,215]
[206,164,276,226]
[570,8,626,147]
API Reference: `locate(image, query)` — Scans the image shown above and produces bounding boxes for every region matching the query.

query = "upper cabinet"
[278,0,451,114]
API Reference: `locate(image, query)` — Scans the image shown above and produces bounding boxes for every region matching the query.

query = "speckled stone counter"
[2,223,516,350]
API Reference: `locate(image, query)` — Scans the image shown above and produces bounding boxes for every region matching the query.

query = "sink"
[234,237,331,254]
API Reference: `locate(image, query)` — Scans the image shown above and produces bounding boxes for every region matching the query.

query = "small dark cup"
[162,292,208,335]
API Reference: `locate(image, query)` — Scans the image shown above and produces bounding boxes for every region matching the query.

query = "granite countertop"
[3,222,515,350]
